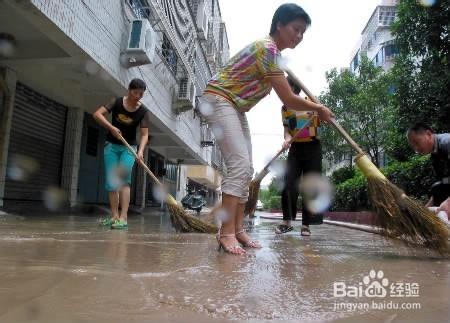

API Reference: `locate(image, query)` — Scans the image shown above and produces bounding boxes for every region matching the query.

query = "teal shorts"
[104,142,137,192]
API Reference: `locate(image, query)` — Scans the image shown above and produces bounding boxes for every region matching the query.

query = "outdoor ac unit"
[173,78,196,113]
[196,1,209,40]
[121,19,156,68]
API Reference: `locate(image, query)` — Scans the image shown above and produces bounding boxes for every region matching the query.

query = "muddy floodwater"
[0,211,448,322]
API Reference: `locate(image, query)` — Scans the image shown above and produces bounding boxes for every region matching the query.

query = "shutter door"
[4,83,67,201]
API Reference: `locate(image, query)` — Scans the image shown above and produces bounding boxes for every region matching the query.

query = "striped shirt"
[204,37,284,112]
[282,107,320,142]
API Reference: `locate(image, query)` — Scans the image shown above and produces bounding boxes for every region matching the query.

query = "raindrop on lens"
[214,208,229,226]
[85,60,100,75]
[299,173,334,214]
[419,0,436,7]
[277,55,291,71]
[269,159,287,178]
[273,177,285,192]
[43,186,67,211]
[108,167,124,188]
[99,69,111,81]
[0,39,15,58]
[199,99,214,116]
[152,185,167,203]
[211,124,224,141]
[7,154,39,181]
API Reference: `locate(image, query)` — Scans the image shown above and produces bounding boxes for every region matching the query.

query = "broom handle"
[254,116,313,182]
[117,134,163,187]
[285,69,365,155]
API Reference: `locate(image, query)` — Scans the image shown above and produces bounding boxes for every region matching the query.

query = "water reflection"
[0,212,448,322]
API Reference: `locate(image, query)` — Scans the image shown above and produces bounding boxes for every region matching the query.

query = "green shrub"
[332,155,433,211]
[383,155,434,202]
[330,165,356,185]
[332,172,368,211]
[268,196,282,210]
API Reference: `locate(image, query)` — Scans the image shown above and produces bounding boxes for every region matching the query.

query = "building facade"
[350,0,399,73]
[0,0,228,210]
[325,0,399,175]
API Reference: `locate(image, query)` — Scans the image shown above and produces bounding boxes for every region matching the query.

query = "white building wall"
[0,0,228,207]
[30,0,208,164]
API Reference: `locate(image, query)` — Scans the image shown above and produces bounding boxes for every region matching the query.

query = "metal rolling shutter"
[4,83,67,201]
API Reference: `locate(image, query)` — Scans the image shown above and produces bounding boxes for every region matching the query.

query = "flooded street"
[0,211,448,322]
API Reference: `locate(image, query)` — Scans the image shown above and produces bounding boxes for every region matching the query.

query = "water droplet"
[211,124,224,141]
[107,166,125,189]
[277,55,291,71]
[299,173,334,214]
[419,0,436,6]
[0,39,15,58]
[43,186,67,211]
[268,159,287,178]
[152,185,167,203]
[85,60,100,75]
[199,98,214,116]
[205,303,217,313]
[99,69,111,81]
[214,208,230,226]
[7,154,39,181]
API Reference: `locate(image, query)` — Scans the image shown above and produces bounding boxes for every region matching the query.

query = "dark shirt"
[105,97,150,145]
[431,133,450,182]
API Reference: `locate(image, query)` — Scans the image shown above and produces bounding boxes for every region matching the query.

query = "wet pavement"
[0,210,448,323]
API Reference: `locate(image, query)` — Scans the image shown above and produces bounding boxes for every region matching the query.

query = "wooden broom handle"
[254,116,313,182]
[117,134,163,187]
[285,69,365,155]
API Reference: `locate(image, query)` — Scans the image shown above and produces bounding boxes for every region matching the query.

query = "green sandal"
[100,217,114,226]
[111,219,128,229]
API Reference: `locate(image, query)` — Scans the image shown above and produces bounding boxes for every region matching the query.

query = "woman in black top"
[93,79,150,229]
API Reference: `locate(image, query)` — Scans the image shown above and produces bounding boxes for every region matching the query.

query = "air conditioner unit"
[196,1,209,40]
[173,78,196,113]
[120,19,156,68]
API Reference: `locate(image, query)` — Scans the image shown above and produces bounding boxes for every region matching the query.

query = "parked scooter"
[181,188,207,214]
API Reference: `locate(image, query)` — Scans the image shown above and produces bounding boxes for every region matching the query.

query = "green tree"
[388,0,450,160]
[319,56,395,167]
[259,174,284,209]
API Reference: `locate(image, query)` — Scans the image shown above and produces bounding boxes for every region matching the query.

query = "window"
[165,163,178,182]
[350,51,360,72]
[219,23,225,52]
[375,48,384,66]
[384,43,398,58]
[161,34,178,75]
[128,0,150,19]
[128,20,143,48]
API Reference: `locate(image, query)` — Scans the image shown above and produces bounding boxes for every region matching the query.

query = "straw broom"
[118,135,217,234]
[285,69,449,253]
[245,118,313,217]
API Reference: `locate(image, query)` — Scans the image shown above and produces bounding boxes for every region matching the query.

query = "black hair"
[128,78,146,91]
[270,3,311,36]
[287,76,301,94]
[407,122,435,137]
